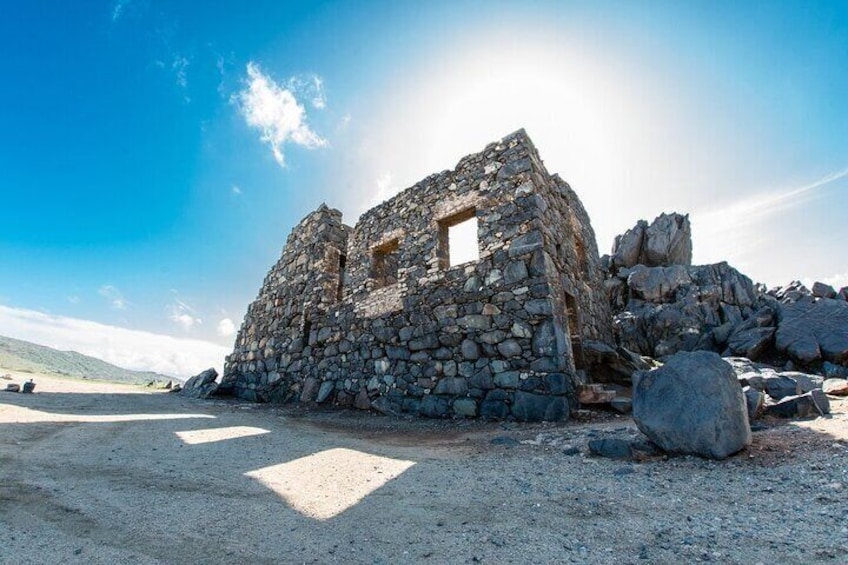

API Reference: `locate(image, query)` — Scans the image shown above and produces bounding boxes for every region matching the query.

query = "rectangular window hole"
[371,239,400,289]
[439,209,479,268]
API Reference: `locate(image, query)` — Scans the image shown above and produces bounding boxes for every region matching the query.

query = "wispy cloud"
[232,62,327,167]
[696,167,848,227]
[98,285,127,310]
[691,167,848,282]
[112,0,131,22]
[217,318,236,337]
[168,299,201,331]
[172,55,189,89]
[67,295,80,305]
[231,185,242,195]
[0,305,227,378]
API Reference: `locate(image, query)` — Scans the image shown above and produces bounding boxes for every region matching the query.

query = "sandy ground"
[1,373,847,565]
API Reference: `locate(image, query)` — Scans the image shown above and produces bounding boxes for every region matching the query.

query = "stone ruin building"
[220,130,613,421]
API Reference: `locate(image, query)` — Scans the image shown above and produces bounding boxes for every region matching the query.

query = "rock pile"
[603,214,848,380]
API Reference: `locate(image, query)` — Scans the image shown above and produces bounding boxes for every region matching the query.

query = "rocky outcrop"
[775,297,848,365]
[603,212,848,379]
[632,351,751,459]
[608,212,692,270]
[609,262,759,359]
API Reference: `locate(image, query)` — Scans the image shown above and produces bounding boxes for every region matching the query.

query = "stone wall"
[221,130,613,421]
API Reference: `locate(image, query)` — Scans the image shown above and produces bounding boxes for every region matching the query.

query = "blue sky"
[1,1,846,376]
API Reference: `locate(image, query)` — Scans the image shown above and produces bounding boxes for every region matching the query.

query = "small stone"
[497,339,523,358]
[461,339,481,360]
[823,378,848,396]
[588,438,633,460]
[489,436,520,446]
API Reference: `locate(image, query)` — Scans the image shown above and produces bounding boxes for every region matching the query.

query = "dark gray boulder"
[811,281,837,299]
[762,374,800,401]
[775,298,848,364]
[180,368,220,399]
[632,351,751,459]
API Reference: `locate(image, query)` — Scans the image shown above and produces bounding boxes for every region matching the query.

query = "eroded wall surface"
[222,130,612,421]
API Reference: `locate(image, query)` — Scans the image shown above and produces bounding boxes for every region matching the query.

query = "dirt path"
[1,374,847,564]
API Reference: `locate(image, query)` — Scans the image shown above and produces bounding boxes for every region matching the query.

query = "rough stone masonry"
[220,130,613,421]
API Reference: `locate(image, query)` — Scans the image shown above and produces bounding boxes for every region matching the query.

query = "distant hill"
[0,335,177,385]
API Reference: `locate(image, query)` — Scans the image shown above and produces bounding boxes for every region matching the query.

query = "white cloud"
[0,305,228,378]
[233,62,327,167]
[67,295,80,305]
[168,299,201,331]
[217,318,236,337]
[231,184,242,195]
[98,285,127,310]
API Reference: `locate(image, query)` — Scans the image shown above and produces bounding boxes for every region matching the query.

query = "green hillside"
[0,335,177,385]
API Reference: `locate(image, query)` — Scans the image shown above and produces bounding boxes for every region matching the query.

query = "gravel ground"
[1,374,847,564]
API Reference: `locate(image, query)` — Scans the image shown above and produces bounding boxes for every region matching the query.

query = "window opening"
[336,253,347,301]
[302,315,312,346]
[564,292,584,369]
[438,208,479,268]
[371,239,400,288]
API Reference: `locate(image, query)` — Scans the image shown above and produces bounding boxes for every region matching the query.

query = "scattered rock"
[632,351,751,459]
[764,390,830,418]
[742,386,765,421]
[762,374,800,401]
[21,380,35,394]
[811,281,837,299]
[822,378,848,396]
[4,383,20,392]
[180,368,220,399]
[588,438,633,460]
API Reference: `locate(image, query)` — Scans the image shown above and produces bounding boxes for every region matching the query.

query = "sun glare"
[244,448,416,520]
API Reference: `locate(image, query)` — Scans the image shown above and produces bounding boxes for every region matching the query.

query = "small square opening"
[371,239,400,288]
[439,209,479,268]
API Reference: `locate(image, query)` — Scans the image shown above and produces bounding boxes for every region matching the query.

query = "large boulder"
[632,351,752,459]
[610,212,692,270]
[180,368,220,399]
[775,298,848,364]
